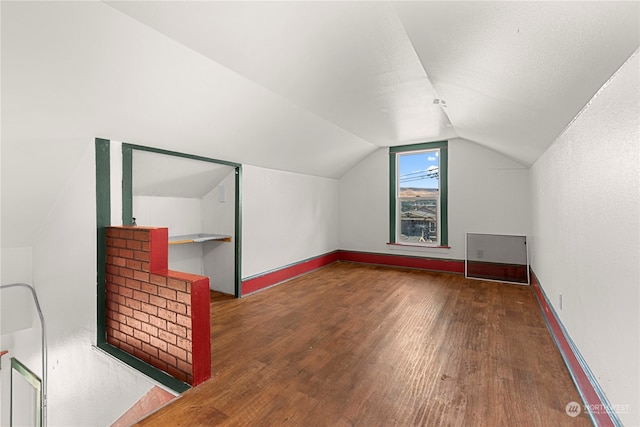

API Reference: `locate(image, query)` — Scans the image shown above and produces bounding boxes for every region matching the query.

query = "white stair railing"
[0,283,47,426]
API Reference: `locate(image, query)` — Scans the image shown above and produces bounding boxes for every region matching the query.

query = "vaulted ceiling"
[1,1,639,247]
[106,1,639,165]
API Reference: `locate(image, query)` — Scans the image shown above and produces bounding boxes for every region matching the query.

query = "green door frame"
[120,143,242,298]
[95,138,243,393]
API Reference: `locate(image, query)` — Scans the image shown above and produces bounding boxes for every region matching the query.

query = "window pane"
[398,151,439,243]
[399,198,438,243]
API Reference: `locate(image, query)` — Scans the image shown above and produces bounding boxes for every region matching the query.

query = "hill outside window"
[389,142,448,247]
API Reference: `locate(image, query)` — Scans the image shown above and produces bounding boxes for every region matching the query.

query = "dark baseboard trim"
[241,251,339,295]
[530,270,620,427]
[241,249,465,295]
[337,249,464,274]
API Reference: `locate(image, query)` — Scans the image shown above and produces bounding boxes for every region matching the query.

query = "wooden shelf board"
[168,233,231,245]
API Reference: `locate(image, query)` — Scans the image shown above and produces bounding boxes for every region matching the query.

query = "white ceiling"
[105,1,457,148]
[1,1,638,247]
[106,1,639,165]
[133,150,234,198]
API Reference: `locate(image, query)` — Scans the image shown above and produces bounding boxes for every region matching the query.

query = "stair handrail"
[0,283,47,426]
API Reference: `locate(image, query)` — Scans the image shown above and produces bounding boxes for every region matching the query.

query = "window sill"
[387,242,451,252]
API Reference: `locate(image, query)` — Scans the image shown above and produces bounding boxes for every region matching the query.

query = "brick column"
[106,226,211,386]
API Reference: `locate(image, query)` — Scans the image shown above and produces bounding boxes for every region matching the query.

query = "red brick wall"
[105,226,211,386]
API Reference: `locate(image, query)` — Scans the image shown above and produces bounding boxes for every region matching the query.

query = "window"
[389,142,448,247]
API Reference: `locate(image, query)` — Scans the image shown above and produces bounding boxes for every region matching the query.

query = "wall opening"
[96,138,242,392]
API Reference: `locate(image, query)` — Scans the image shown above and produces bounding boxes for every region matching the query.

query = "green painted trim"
[440,146,449,246]
[389,140,448,153]
[388,151,397,242]
[97,343,190,393]
[122,145,134,225]
[389,141,448,246]
[122,143,241,168]
[95,138,111,346]
[11,357,42,427]
[96,138,191,393]
[122,143,243,297]
[235,165,243,298]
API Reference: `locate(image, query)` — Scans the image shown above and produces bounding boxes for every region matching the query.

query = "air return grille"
[465,233,529,284]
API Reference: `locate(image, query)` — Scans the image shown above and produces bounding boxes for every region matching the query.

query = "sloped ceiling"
[107,1,639,165]
[395,1,640,164]
[1,1,638,247]
[133,150,234,198]
[105,1,457,147]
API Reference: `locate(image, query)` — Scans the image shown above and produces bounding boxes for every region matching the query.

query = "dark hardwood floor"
[136,262,591,426]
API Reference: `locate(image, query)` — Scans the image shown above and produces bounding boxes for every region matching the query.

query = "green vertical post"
[235,165,243,297]
[122,144,133,225]
[440,146,448,246]
[388,152,397,243]
[95,138,111,344]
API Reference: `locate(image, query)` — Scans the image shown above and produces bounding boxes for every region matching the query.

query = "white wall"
[242,165,339,279]
[1,1,374,256]
[135,195,205,276]
[339,138,530,260]
[134,171,237,294]
[202,171,236,236]
[1,248,34,334]
[530,51,639,425]
[202,171,237,294]
[1,143,159,426]
[134,196,203,237]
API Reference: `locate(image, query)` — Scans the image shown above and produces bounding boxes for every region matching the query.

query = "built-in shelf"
[168,233,232,245]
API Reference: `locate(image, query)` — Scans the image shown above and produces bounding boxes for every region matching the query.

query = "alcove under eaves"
[130,148,237,296]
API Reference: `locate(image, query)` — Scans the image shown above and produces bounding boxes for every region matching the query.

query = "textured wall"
[530,51,639,425]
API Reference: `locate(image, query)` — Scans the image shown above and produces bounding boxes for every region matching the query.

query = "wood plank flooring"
[135,262,591,426]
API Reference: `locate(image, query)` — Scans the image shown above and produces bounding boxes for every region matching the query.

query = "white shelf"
[168,233,231,245]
